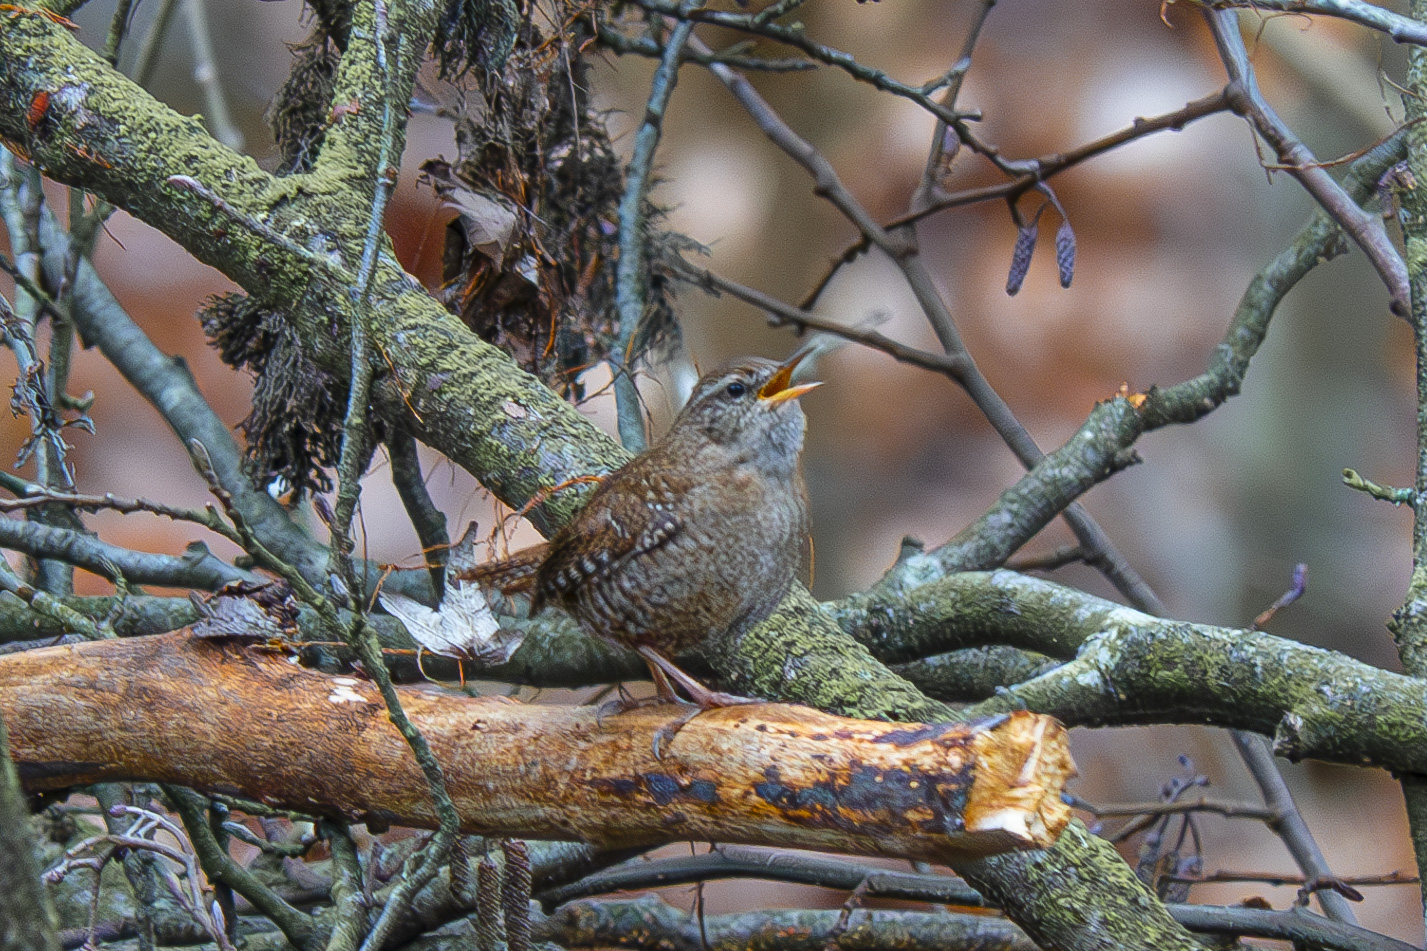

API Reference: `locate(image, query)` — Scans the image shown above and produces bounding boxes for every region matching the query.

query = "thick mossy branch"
[0,15,297,292]
[860,570,1427,774]
[538,898,1039,951]
[706,586,952,723]
[0,8,626,533]
[958,823,1200,951]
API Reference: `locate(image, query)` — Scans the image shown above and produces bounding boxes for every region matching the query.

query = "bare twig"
[629,0,971,128]
[1196,0,1427,45]
[674,262,967,379]
[1343,467,1415,505]
[165,787,315,950]
[0,486,240,542]
[1073,796,1275,823]
[0,514,253,589]
[595,25,816,72]
[809,88,1234,309]
[538,845,985,910]
[1232,730,1358,923]
[541,897,1418,951]
[131,0,182,85]
[181,0,243,150]
[388,432,450,598]
[1207,9,1409,316]
[611,5,701,451]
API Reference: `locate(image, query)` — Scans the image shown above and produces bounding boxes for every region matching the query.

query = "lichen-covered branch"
[537,899,1038,951]
[853,570,1427,775]
[0,7,624,536]
[0,514,253,589]
[540,888,1417,951]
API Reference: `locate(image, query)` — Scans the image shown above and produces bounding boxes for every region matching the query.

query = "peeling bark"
[0,632,1072,862]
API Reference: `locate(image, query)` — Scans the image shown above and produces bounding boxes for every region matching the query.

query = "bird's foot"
[646,685,764,759]
[637,645,761,708]
[631,646,767,757]
[596,689,667,718]
[650,705,701,760]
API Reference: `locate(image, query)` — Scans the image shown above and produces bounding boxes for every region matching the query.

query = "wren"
[461,350,821,707]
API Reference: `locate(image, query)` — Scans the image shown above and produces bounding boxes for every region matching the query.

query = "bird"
[459,349,821,709]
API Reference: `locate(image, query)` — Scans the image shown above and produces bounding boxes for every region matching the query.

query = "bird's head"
[668,350,822,472]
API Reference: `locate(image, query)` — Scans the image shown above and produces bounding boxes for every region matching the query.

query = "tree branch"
[0,631,1072,863]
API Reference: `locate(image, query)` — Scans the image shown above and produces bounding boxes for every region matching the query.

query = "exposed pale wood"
[0,632,1073,860]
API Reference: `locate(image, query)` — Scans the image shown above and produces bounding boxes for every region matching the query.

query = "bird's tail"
[454,544,548,596]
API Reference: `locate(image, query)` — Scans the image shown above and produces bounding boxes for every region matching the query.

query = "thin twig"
[595,25,816,72]
[537,846,985,910]
[165,787,316,950]
[611,5,701,451]
[1206,9,1409,316]
[1232,731,1359,924]
[808,88,1234,309]
[675,262,967,379]
[630,0,972,128]
[165,175,338,270]
[388,431,450,598]
[1074,796,1275,823]
[1166,868,1415,888]
[1198,0,1427,45]
[181,0,243,150]
[911,0,997,210]
[0,487,240,542]
[131,0,182,85]
[1343,467,1415,505]
[102,0,137,66]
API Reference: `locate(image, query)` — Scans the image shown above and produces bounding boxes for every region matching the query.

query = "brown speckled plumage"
[461,353,818,705]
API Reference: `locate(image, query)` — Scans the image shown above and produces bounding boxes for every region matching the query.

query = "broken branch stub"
[0,632,1073,861]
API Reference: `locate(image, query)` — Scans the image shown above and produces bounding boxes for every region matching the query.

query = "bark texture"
[0,632,1072,862]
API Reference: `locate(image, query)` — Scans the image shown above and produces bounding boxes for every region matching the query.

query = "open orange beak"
[759,348,823,405]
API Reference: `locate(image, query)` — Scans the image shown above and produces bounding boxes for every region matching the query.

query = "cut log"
[0,632,1073,861]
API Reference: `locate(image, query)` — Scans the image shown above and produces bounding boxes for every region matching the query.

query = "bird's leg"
[636,647,759,759]
[636,646,758,708]
[646,657,684,705]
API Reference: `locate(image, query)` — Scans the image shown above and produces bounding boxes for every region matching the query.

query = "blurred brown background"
[1,0,1420,941]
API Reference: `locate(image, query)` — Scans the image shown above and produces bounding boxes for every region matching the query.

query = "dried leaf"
[191,596,274,640]
[381,587,522,665]
[443,188,520,263]
[190,581,299,642]
[381,524,525,666]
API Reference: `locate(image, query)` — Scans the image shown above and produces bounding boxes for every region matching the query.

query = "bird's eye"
[726,381,747,399]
